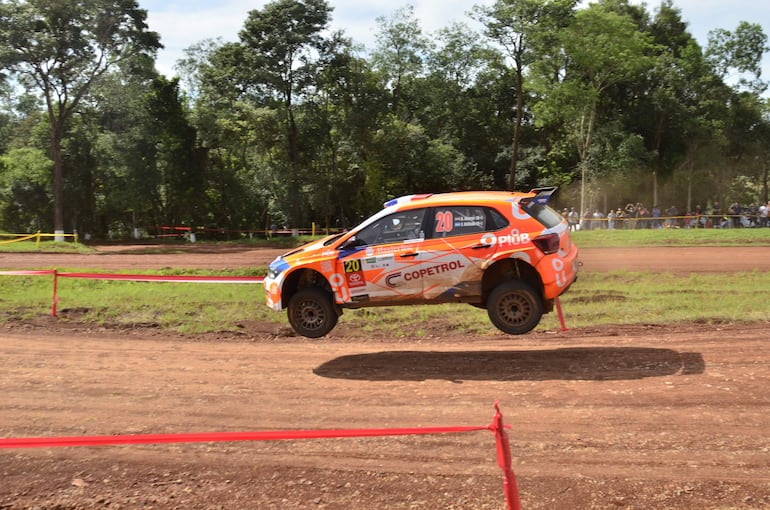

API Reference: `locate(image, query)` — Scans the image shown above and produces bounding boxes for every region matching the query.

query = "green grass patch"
[0,239,93,253]
[0,269,271,333]
[2,268,769,335]
[336,270,770,335]
[572,228,770,248]
[2,231,770,335]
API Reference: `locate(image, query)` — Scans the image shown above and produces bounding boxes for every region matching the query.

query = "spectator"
[729,202,741,228]
[592,209,605,229]
[652,205,661,229]
[568,208,579,231]
[711,202,722,228]
[694,204,703,228]
[666,205,678,228]
[615,208,625,229]
[759,201,769,228]
[637,204,649,229]
[625,203,638,229]
[581,210,593,231]
[607,209,617,230]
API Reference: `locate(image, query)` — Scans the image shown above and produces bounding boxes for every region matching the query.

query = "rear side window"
[521,203,563,229]
[431,206,509,238]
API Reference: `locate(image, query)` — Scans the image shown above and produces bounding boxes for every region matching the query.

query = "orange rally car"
[264,187,579,338]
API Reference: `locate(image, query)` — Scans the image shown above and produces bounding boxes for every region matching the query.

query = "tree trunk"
[507,64,524,191]
[51,122,65,241]
[286,89,301,228]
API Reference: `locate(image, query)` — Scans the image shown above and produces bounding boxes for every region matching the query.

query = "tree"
[631,0,699,208]
[0,0,160,238]
[532,2,657,217]
[0,147,52,230]
[237,0,332,226]
[707,21,770,94]
[475,0,576,190]
[370,5,430,119]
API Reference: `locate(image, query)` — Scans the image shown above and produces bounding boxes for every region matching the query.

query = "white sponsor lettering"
[552,258,568,287]
[479,229,531,247]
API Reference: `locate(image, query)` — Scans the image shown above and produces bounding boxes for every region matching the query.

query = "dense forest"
[0,0,768,238]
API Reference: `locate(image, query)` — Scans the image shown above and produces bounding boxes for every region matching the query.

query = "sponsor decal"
[480,229,531,248]
[362,255,394,270]
[343,259,366,288]
[552,257,570,288]
[385,272,402,287]
[511,201,531,220]
[366,245,421,256]
[385,260,466,287]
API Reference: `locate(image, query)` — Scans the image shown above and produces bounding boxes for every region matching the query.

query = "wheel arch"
[281,268,333,308]
[482,257,546,307]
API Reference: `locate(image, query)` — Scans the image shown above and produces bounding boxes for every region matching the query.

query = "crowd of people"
[564,201,770,231]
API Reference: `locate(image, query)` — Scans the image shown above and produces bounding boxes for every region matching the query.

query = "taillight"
[532,233,560,255]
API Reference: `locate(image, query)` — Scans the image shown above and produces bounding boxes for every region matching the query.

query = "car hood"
[268,235,343,277]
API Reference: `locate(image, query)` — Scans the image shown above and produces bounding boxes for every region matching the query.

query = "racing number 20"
[435,210,453,233]
[343,259,361,273]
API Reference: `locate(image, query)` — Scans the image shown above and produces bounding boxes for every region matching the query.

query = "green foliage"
[0,0,162,234]
[0,0,769,239]
[0,147,52,230]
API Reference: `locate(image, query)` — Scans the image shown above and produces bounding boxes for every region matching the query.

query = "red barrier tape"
[0,269,57,276]
[0,269,262,284]
[0,405,519,509]
[492,401,522,510]
[56,272,264,284]
[0,269,264,316]
[0,425,488,449]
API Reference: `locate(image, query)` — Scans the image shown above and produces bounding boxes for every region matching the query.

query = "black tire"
[486,280,543,335]
[287,287,338,338]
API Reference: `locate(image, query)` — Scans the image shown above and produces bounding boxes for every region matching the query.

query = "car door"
[418,205,504,300]
[336,208,428,303]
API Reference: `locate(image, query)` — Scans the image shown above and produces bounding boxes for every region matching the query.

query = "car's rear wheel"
[486,280,543,335]
[287,287,338,338]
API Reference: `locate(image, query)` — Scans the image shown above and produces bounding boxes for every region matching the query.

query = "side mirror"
[340,236,364,250]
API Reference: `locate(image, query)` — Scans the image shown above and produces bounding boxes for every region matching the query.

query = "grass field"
[571,226,770,247]
[1,229,769,334]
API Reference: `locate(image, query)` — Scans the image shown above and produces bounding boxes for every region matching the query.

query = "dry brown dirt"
[1,244,769,509]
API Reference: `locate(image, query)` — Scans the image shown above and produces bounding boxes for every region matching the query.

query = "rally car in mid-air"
[264,188,579,338]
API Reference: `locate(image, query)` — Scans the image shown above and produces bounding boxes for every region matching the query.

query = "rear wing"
[520,186,558,207]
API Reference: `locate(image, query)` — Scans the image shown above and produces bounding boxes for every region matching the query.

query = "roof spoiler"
[520,186,559,207]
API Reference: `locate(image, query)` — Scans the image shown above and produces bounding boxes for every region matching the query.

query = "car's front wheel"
[486,280,543,335]
[287,287,338,338]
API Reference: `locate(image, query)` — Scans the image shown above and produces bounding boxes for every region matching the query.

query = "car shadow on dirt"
[313,347,705,381]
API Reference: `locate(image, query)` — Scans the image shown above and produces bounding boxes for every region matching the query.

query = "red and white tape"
[0,269,264,316]
[56,272,264,284]
[0,425,488,449]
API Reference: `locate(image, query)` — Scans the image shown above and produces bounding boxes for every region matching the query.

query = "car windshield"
[323,232,346,246]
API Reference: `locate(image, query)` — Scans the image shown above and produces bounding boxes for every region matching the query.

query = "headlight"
[267,258,290,279]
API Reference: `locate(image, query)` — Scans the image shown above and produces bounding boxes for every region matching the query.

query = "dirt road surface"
[1,245,769,509]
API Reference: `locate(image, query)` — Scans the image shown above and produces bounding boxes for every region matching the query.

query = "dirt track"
[2,244,770,272]
[1,245,770,509]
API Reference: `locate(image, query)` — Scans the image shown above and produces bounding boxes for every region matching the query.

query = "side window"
[355,209,426,246]
[432,206,506,237]
[486,207,509,231]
